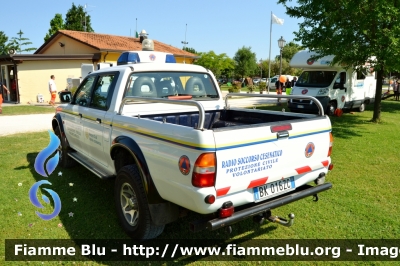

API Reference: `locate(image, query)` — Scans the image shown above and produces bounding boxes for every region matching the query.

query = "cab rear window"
[124,72,219,99]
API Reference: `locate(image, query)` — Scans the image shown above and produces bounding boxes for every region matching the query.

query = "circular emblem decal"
[178,155,191,175]
[301,89,308,95]
[149,54,156,61]
[341,95,345,102]
[307,58,315,65]
[305,142,315,158]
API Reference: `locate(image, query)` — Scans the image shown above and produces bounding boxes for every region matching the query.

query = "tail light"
[328,132,333,157]
[271,124,292,133]
[192,153,216,187]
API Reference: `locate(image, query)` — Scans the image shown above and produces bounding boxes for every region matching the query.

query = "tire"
[54,126,77,168]
[359,103,365,112]
[114,165,164,240]
[327,101,337,116]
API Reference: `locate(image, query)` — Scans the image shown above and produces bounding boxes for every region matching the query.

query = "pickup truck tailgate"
[213,117,332,202]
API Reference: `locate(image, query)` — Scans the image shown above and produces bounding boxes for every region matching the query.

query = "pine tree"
[10,30,37,54]
[64,3,94,32]
[44,14,65,42]
[0,31,9,55]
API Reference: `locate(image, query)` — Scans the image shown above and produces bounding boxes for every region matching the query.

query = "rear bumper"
[205,182,332,231]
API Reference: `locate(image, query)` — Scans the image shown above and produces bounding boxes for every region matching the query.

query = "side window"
[90,74,115,110]
[74,76,96,106]
[356,70,366,80]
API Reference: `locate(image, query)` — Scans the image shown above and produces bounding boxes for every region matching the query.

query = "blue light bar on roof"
[117,51,176,65]
[165,54,176,63]
[117,52,140,65]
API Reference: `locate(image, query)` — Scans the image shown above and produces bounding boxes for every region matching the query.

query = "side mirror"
[59,91,72,103]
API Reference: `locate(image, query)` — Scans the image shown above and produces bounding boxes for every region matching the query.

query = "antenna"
[181,23,188,64]
[83,3,95,32]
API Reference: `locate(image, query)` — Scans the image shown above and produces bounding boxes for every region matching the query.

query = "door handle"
[96,118,102,124]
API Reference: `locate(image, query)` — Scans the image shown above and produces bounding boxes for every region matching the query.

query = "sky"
[0,0,302,61]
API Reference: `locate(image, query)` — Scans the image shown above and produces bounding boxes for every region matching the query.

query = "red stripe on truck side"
[247,177,269,189]
[295,166,312,174]
[216,187,230,197]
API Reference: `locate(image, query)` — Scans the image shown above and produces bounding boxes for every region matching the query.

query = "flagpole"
[268,11,272,94]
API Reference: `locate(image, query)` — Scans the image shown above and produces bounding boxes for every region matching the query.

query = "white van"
[268,75,297,91]
[288,50,376,115]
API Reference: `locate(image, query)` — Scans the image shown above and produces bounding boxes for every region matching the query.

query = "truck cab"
[288,50,376,115]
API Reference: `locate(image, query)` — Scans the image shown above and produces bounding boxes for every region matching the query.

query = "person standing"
[48,75,57,106]
[291,77,297,87]
[275,79,282,104]
[394,80,400,101]
[0,81,9,114]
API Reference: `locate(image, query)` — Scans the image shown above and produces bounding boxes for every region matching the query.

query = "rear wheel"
[114,165,164,240]
[327,101,337,116]
[54,126,76,168]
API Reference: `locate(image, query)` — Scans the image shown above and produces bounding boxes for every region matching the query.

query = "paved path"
[0,113,54,136]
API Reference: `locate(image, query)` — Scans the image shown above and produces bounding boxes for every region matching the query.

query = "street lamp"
[278,36,286,77]
[277,36,286,104]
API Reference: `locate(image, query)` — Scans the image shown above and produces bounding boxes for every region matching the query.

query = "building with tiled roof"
[35,30,197,64]
[0,30,197,104]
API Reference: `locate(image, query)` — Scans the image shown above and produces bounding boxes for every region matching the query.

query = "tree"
[183,47,198,54]
[233,46,258,78]
[44,14,65,42]
[64,3,94,32]
[0,31,9,55]
[274,41,303,76]
[194,51,235,77]
[10,30,36,54]
[278,0,400,122]
[275,41,303,62]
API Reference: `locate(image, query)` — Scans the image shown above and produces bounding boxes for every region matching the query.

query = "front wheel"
[359,103,365,112]
[327,101,337,116]
[114,165,164,240]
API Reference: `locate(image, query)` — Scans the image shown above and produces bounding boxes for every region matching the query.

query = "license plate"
[297,105,304,108]
[253,177,295,202]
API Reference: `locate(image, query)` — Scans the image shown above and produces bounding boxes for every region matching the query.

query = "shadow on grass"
[24,151,281,264]
[371,99,400,114]
[329,114,365,139]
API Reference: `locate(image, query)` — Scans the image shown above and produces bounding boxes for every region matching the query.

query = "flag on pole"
[272,13,284,25]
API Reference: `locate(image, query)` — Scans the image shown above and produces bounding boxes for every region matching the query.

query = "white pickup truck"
[53,48,333,240]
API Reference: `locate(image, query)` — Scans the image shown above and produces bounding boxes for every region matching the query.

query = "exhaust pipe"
[267,213,295,227]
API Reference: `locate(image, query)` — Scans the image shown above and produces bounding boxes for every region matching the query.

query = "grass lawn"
[1,99,400,265]
[1,105,56,116]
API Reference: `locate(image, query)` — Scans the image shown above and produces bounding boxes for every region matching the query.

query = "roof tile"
[58,30,195,57]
